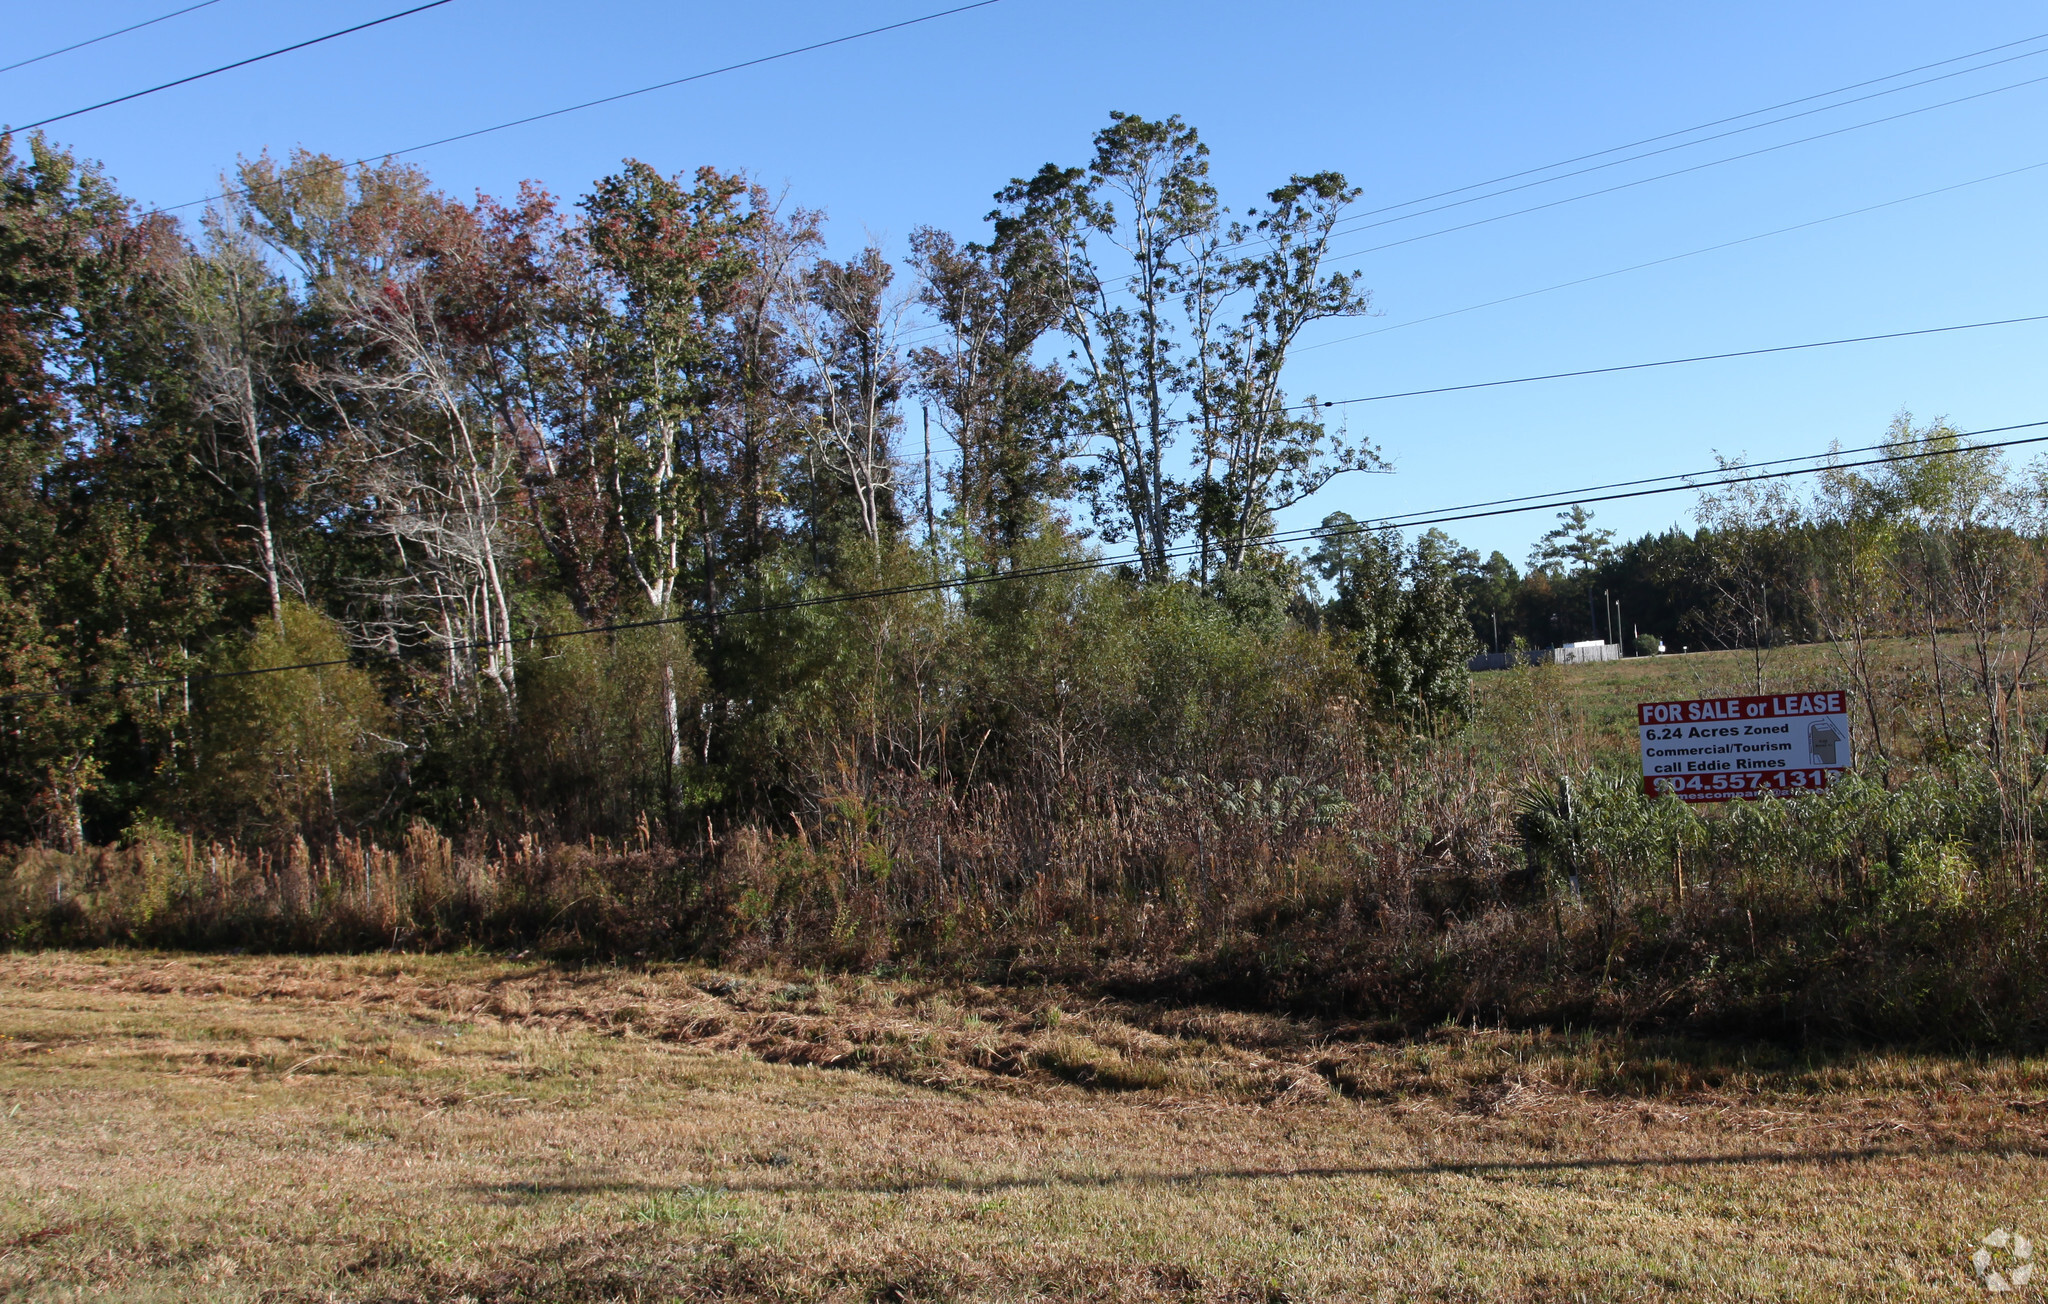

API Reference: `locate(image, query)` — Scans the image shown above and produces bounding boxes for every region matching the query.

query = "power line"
[1290,313,2048,413]
[1227,38,2048,257]
[1297,159,2048,353]
[13,420,2047,705]
[142,0,1006,219]
[1113,419,2048,560]
[331,309,2048,522]
[1328,422,2048,539]
[0,0,225,77]
[1315,29,2048,235]
[10,0,458,133]
[1301,421,2048,537]
[1323,69,2048,266]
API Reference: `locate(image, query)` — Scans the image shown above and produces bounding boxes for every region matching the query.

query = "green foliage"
[1523,764,2006,923]
[183,605,390,839]
[1314,517,1476,722]
[514,609,706,838]
[13,121,2048,1052]
[1528,504,1615,575]
[0,133,219,846]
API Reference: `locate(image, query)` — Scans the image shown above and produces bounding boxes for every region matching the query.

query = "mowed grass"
[2,954,2045,1301]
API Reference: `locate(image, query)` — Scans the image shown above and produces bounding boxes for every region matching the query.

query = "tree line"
[6,113,2047,870]
[11,117,2048,1043]
[0,115,1476,849]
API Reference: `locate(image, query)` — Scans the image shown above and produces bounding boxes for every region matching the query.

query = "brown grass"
[3,952,2044,1301]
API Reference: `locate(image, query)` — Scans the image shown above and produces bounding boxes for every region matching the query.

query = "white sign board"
[1638,691,1854,802]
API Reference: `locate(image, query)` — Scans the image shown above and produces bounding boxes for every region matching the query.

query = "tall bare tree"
[907,226,1069,570]
[236,152,535,712]
[992,114,1378,581]
[177,218,296,628]
[786,246,907,565]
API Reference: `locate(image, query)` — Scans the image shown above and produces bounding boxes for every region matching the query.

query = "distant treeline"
[1452,519,1807,656]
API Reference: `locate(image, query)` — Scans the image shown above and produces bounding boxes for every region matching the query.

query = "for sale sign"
[1638,692,1853,802]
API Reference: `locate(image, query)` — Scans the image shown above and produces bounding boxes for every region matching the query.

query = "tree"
[237,152,553,715]
[1810,421,1918,759]
[1528,504,1614,575]
[1457,549,1518,650]
[579,163,769,795]
[996,113,1206,581]
[1188,172,1381,574]
[582,162,761,620]
[176,218,299,627]
[187,604,391,839]
[907,226,1070,569]
[1877,416,2046,855]
[1314,516,1476,722]
[785,246,907,566]
[1695,465,1805,691]
[0,133,200,847]
[1402,529,1481,720]
[995,114,1378,583]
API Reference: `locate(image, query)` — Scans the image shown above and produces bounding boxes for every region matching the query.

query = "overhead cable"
[1297,159,2048,352]
[1324,69,2048,265]
[141,0,1006,218]
[0,0,224,77]
[9,0,459,132]
[11,420,2046,704]
[1314,29,2048,235]
[1232,38,2048,256]
[1287,313,2048,413]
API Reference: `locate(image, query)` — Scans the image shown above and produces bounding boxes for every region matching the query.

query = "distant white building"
[1469,640,1623,672]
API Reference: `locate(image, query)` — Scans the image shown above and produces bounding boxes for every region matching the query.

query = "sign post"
[1638,691,1854,802]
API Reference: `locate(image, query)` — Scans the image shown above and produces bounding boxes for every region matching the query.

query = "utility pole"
[1491,611,1499,654]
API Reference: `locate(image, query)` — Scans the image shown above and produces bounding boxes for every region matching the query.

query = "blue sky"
[8,0,2046,564]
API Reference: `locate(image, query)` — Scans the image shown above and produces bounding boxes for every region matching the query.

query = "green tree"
[906,225,1071,570]
[1528,504,1614,575]
[0,133,212,846]
[1458,549,1518,650]
[1189,172,1380,574]
[186,604,391,840]
[1314,517,1476,722]
[993,114,1377,583]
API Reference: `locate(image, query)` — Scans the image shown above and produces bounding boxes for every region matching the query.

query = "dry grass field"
[1476,632,2010,769]
[3,952,2045,1302]
[1481,641,1873,754]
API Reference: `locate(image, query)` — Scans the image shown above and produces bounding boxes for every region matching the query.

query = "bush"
[178,606,391,841]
